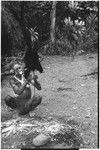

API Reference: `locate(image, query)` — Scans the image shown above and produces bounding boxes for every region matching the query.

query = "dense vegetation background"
[1,1,99,68]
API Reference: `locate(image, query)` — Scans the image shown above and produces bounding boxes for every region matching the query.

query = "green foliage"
[55,1,98,56]
[1,1,51,56]
[82,13,98,53]
[1,1,99,57]
[1,2,24,55]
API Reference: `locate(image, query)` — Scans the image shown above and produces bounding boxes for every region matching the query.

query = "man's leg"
[30,95,42,110]
[5,95,17,109]
[18,95,42,115]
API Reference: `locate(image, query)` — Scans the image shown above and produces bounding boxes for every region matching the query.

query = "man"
[5,63,42,116]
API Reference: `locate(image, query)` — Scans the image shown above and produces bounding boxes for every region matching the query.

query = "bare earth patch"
[1,53,98,149]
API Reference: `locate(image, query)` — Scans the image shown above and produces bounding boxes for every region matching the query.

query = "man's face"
[17,67,23,75]
[13,64,23,75]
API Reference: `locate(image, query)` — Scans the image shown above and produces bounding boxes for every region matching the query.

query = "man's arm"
[30,79,41,90]
[28,74,41,90]
[9,78,28,95]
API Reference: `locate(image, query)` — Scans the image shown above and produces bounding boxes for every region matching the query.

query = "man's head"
[12,63,23,75]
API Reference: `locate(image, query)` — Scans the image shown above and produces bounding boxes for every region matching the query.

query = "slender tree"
[50,1,57,44]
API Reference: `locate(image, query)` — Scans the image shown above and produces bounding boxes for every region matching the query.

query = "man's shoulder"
[9,76,16,84]
[10,76,15,80]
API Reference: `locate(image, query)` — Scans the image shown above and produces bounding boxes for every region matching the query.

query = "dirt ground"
[1,53,98,149]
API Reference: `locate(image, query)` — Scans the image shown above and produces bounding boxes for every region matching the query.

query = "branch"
[80,71,98,77]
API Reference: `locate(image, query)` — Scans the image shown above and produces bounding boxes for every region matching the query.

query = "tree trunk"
[50,1,57,44]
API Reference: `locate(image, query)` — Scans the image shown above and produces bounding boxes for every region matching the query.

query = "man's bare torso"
[10,76,31,100]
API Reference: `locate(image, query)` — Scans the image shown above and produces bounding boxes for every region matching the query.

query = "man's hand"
[33,75,38,81]
[22,75,29,84]
[27,74,33,82]
[27,74,38,82]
